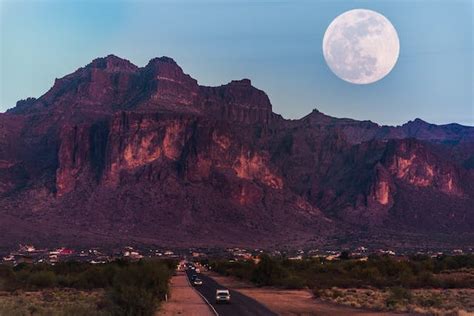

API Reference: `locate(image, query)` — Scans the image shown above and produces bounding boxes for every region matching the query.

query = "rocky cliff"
[1,55,473,251]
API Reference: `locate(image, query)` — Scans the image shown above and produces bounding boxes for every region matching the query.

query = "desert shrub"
[107,260,171,316]
[12,262,29,272]
[56,274,75,287]
[28,270,57,288]
[53,261,90,275]
[251,255,287,286]
[339,251,350,260]
[210,255,474,290]
[280,275,306,289]
[416,293,443,308]
[74,266,115,289]
[0,265,18,291]
[312,288,323,298]
[0,260,176,306]
[398,269,417,287]
[215,260,255,281]
[386,287,412,309]
[415,271,435,287]
[433,255,474,272]
[331,288,343,299]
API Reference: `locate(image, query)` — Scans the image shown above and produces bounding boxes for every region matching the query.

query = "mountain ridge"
[1,55,473,252]
[5,54,471,124]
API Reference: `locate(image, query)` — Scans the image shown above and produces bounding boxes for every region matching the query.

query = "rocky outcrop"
[198,79,274,124]
[56,121,109,196]
[382,139,463,196]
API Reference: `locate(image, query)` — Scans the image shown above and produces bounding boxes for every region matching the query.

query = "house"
[15,254,33,264]
[18,244,36,252]
[59,248,74,255]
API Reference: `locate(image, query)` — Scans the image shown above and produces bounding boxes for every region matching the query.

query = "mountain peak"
[87,54,138,72]
[148,56,178,65]
[229,78,252,86]
[302,108,334,123]
[144,56,197,85]
[413,118,428,124]
[146,56,182,70]
[404,118,429,126]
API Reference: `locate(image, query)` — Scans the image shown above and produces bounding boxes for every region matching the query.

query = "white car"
[215,289,231,304]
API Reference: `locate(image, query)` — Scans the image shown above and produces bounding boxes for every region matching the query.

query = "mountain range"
[1,55,473,252]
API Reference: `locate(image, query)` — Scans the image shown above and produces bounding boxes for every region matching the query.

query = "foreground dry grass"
[0,289,108,316]
[316,288,474,316]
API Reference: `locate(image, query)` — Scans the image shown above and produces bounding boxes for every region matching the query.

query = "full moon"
[323,9,400,84]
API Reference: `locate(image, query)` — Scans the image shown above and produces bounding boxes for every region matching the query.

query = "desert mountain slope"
[1,55,473,251]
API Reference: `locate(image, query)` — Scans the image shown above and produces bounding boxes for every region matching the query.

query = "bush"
[107,261,171,316]
[251,255,287,286]
[0,265,17,291]
[75,266,114,289]
[28,271,56,288]
[332,288,343,299]
[280,275,305,289]
[416,293,443,308]
[210,254,474,291]
[313,288,323,298]
[386,287,412,309]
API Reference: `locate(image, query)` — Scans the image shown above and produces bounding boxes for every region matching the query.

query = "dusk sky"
[1,0,472,125]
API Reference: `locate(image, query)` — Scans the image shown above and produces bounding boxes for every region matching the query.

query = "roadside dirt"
[206,272,414,316]
[157,272,213,316]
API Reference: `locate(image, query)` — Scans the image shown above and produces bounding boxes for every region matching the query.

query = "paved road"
[185,269,277,316]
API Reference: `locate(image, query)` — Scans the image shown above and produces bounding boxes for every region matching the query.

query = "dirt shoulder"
[206,272,412,316]
[158,272,214,316]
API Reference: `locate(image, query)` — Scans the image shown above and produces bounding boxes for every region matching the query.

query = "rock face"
[1,55,473,251]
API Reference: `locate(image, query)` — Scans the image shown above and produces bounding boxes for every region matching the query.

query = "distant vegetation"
[209,254,474,289]
[0,259,176,316]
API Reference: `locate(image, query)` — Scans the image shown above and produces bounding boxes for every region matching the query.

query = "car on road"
[215,289,231,304]
[193,278,203,286]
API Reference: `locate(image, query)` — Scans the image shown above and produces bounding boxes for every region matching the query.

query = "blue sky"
[1,0,472,125]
